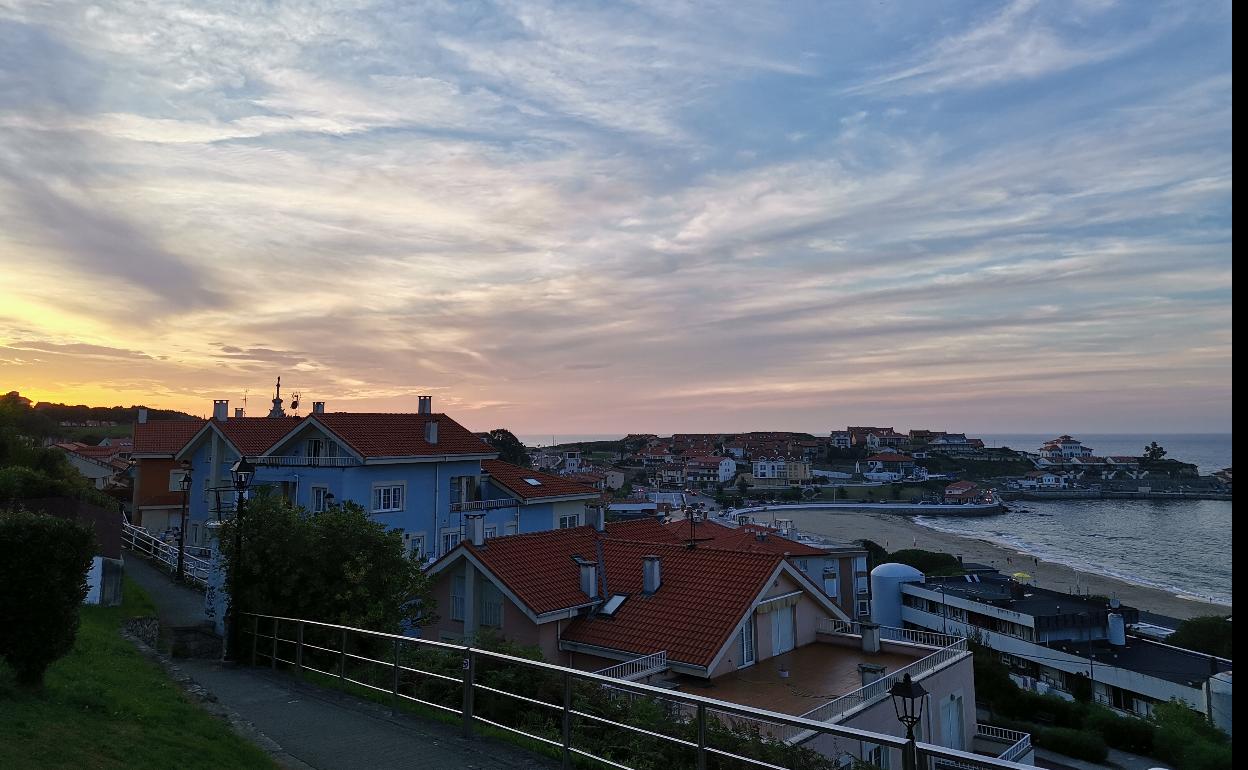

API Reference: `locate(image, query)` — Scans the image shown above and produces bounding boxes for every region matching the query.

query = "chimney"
[591,506,606,532]
[425,420,439,444]
[860,621,882,654]
[418,395,432,414]
[858,663,887,687]
[213,400,229,421]
[576,558,598,599]
[234,408,244,419]
[313,401,326,414]
[466,514,486,547]
[137,408,148,424]
[642,555,661,595]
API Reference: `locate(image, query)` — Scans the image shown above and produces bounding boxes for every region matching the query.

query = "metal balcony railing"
[243,613,1032,770]
[593,651,669,682]
[252,456,361,468]
[450,498,518,513]
[976,725,1033,763]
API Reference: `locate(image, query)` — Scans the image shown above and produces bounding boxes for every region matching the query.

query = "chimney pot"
[313,401,326,414]
[213,400,229,421]
[860,621,882,654]
[643,555,662,595]
[235,408,244,419]
[592,506,606,532]
[418,395,432,414]
[466,514,485,547]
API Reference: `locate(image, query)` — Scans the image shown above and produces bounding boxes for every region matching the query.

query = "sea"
[522,432,1233,608]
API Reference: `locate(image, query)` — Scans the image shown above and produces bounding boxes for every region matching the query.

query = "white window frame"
[856,576,869,594]
[441,528,461,557]
[484,525,498,540]
[371,482,406,513]
[403,532,426,561]
[168,469,190,493]
[311,485,330,513]
[738,620,756,668]
[857,599,871,617]
[558,513,581,529]
[451,575,465,621]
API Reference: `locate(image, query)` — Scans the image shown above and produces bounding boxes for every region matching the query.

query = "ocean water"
[979,433,1231,474]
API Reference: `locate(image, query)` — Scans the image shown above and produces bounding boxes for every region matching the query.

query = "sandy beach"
[756,508,1231,622]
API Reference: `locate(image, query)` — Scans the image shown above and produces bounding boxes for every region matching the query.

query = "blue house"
[159,395,599,562]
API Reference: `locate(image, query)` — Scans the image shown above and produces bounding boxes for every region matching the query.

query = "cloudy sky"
[0,0,1232,434]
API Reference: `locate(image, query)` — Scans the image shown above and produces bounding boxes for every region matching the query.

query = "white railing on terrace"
[817,618,964,649]
[243,612,1033,770]
[121,522,212,589]
[593,651,668,681]
[252,456,361,467]
[976,725,1033,763]
[450,498,517,513]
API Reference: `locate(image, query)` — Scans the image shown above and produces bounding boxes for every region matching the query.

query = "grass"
[0,579,276,770]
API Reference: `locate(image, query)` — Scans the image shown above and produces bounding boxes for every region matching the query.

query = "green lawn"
[0,579,275,769]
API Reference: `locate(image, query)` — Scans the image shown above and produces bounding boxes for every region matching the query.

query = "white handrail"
[121,522,211,589]
[594,651,668,681]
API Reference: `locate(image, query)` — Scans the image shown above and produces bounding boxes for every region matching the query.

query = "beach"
[764,508,1231,622]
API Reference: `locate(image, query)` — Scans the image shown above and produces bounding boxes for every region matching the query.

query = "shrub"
[883,549,962,575]
[1166,616,1232,659]
[1153,700,1230,770]
[0,508,96,687]
[1086,707,1155,754]
[1035,726,1108,762]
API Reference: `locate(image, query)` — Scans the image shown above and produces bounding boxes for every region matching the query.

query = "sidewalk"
[123,553,555,769]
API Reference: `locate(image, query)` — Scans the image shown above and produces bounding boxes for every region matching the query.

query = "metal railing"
[976,725,1032,763]
[252,455,361,467]
[816,618,964,649]
[121,522,212,589]
[593,651,668,681]
[243,612,1030,770]
[450,498,518,513]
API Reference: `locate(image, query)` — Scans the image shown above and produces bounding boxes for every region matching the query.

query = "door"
[940,694,965,750]
[770,605,795,655]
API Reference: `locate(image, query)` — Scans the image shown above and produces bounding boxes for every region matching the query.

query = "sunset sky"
[0,1,1232,435]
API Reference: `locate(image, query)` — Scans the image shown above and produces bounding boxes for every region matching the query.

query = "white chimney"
[213,400,229,421]
[858,663,886,687]
[591,506,606,532]
[466,514,485,547]
[418,395,432,414]
[425,420,439,444]
[1108,613,1126,646]
[642,555,661,595]
[234,408,244,419]
[860,621,882,654]
[137,408,148,424]
[577,558,598,599]
[313,401,326,414]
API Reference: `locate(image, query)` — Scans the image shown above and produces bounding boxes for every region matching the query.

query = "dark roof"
[482,460,599,500]
[215,417,305,455]
[314,413,494,458]
[660,519,827,557]
[132,419,206,455]
[1047,637,1231,686]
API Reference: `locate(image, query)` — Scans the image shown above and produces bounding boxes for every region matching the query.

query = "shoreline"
[765,508,1232,622]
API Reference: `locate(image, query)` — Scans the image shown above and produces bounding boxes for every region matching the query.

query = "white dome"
[871,562,924,579]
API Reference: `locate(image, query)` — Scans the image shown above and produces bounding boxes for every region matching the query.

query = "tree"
[1166,616,1232,659]
[1143,441,1167,462]
[485,428,531,467]
[219,495,437,633]
[0,508,96,688]
[736,477,750,496]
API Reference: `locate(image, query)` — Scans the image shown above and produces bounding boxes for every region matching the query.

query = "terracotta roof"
[455,524,783,668]
[132,419,206,455]
[314,413,494,458]
[213,417,306,456]
[660,519,826,557]
[483,460,599,500]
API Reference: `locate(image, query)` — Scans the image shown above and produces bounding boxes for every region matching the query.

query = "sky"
[0,0,1232,435]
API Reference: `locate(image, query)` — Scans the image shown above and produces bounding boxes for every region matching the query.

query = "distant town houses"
[51,439,133,490]
[1040,435,1094,460]
[750,457,812,488]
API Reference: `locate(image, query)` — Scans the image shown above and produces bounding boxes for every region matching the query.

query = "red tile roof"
[455,523,783,668]
[132,419,206,455]
[315,413,494,458]
[482,460,599,500]
[659,519,827,557]
[215,417,306,456]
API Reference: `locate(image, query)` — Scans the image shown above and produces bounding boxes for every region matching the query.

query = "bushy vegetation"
[485,428,531,467]
[857,539,963,576]
[1166,616,1232,659]
[0,509,96,687]
[1,395,121,512]
[219,493,437,633]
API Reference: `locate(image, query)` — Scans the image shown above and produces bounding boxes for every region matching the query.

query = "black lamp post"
[890,673,927,770]
[224,456,254,663]
[176,461,192,582]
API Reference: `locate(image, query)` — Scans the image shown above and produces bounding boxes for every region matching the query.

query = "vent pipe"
[860,621,882,654]
[642,555,661,595]
[425,420,439,444]
[235,408,244,419]
[1108,613,1126,646]
[213,400,229,421]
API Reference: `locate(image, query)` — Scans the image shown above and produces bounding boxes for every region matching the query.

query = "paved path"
[124,551,555,769]
[124,553,210,627]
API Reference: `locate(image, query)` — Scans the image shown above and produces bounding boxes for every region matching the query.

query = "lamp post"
[176,461,192,583]
[890,673,927,770]
[224,456,254,663]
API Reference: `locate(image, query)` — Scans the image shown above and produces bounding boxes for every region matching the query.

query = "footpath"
[124,555,555,770]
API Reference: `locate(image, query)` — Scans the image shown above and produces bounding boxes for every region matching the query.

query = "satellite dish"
[290,391,301,412]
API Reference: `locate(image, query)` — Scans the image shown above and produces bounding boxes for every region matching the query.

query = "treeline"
[1,391,196,439]
[0,394,121,511]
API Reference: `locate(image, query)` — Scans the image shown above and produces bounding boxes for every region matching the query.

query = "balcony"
[252,456,361,468]
[450,498,518,513]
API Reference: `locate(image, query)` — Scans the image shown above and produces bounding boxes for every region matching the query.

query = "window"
[854,556,868,572]
[306,438,339,462]
[771,605,795,655]
[451,575,465,621]
[504,522,517,536]
[559,513,581,529]
[168,469,191,493]
[442,529,461,556]
[796,558,809,573]
[484,526,497,540]
[372,484,404,513]
[738,621,756,668]
[863,743,891,770]
[856,576,869,594]
[480,582,503,628]
[824,572,839,600]
[450,475,478,505]
[311,486,330,513]
[857,599,870,617]
[403,532,425,561]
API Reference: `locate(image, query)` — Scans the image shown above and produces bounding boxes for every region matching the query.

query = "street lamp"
[224,456,254,662]
[176,461,192,583]
[890,673,927,770]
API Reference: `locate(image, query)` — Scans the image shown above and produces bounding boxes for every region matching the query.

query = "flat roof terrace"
[674,642,924,716]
